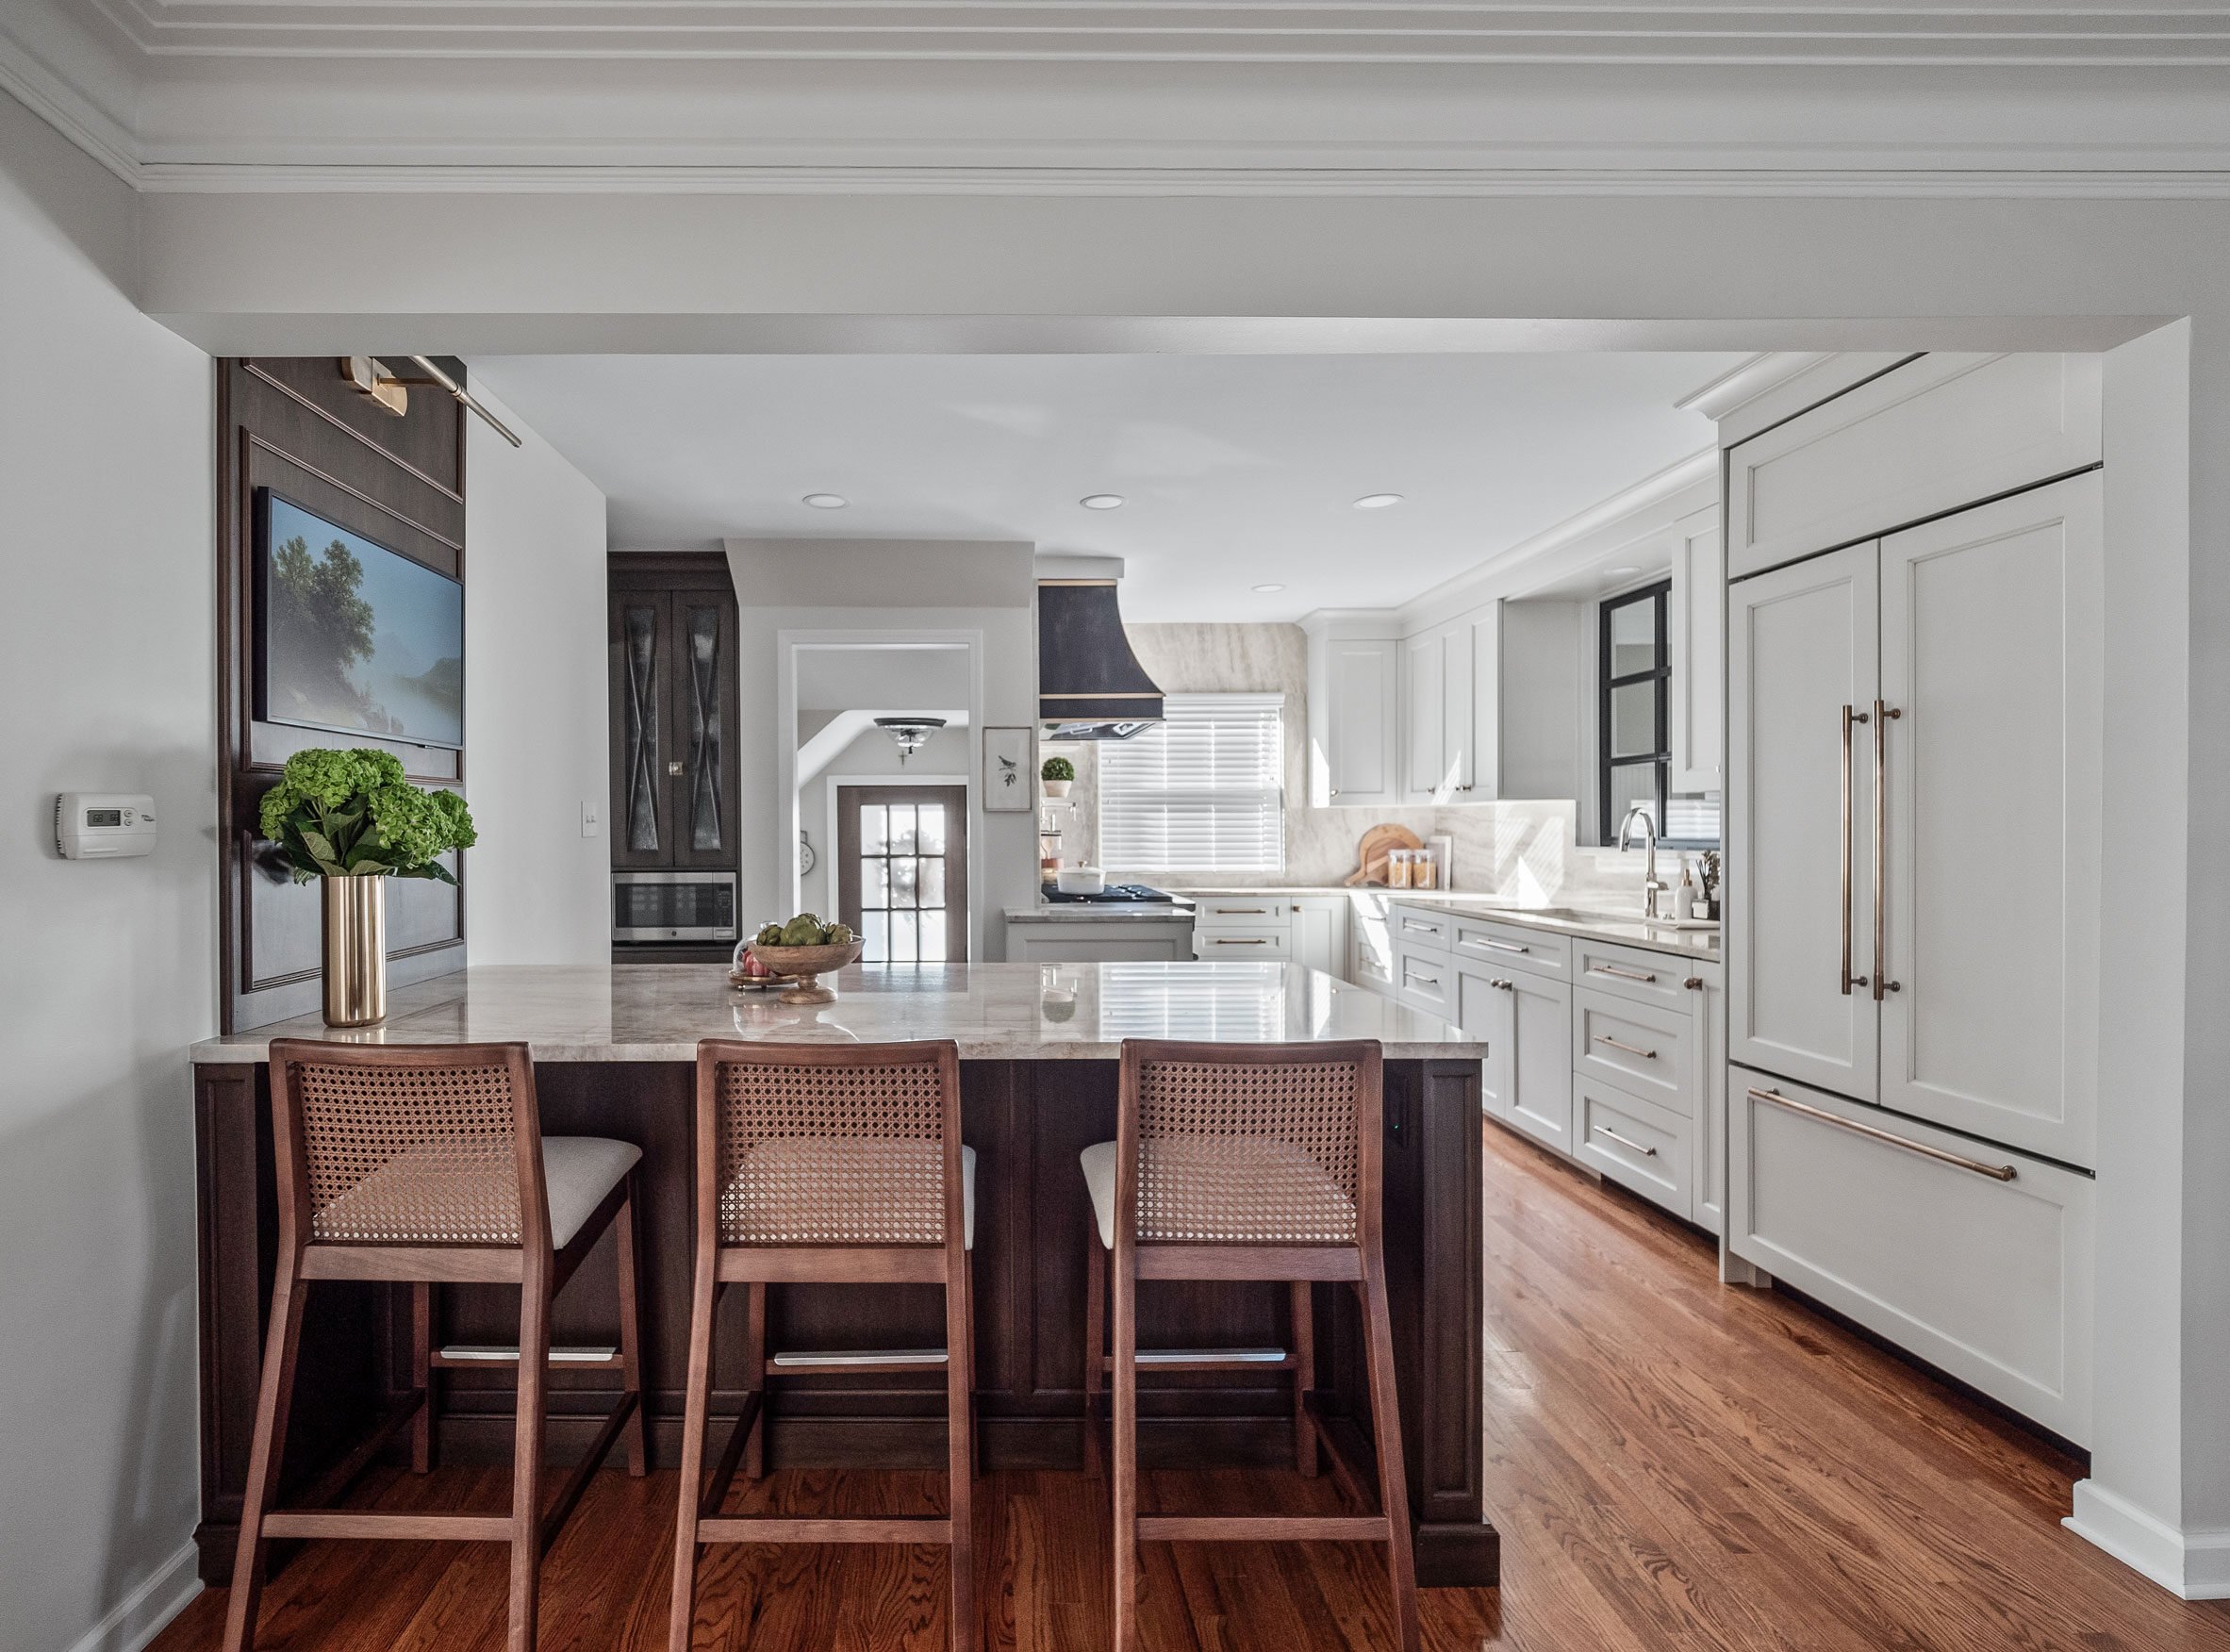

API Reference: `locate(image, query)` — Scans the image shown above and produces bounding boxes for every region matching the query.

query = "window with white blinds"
[1098,693,1285,873]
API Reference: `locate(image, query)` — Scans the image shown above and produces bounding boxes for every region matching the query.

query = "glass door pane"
[838,785,969,963]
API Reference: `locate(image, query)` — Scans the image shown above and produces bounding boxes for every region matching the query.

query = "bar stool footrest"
[697,1515,954,1545]
[262,1511,514,1543]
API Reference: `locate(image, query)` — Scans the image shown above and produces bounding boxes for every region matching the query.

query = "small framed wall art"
[983,725,1033,812]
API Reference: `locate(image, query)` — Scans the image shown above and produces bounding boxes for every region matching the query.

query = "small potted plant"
[259,747,477,1027]
[1041,754,1075,800]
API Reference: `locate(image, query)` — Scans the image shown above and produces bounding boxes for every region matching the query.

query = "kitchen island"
[188,961,1494,1587]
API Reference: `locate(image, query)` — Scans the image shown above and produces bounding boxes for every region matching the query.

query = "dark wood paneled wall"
[216,357,471,1032]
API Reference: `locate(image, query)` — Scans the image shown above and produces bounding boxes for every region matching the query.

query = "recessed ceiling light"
[1352,493,1404,510]
[1080,494,1125,510]
[1252,583,1286,594]
[802,493,848,509]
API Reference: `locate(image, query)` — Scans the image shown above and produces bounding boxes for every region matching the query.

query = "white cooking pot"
[1056,866,1107,896]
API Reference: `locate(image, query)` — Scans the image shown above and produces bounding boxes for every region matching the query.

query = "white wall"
[0,93,217,1652]
[462,384,611,965]
[724,539,1037,961]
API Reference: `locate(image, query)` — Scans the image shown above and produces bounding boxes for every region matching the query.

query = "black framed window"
[1598,579,1672,845]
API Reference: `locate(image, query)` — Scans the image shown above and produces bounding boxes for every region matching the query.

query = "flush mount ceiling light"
[802,493,849,509]
[1605,565,1643,578]
[874,716,948,764]
[1352,493,1404,509]
[1251,583,1287,593]
[1080,494,1125,510]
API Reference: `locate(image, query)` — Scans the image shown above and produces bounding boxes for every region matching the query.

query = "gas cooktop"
[1039,883,1180,904]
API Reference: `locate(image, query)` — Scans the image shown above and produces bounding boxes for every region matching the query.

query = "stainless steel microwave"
[612,870,737,943]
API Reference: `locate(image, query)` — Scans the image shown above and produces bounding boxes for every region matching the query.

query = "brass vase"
[322,874,388,1027]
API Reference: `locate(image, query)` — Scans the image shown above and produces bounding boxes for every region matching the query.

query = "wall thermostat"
[56,793,157,860]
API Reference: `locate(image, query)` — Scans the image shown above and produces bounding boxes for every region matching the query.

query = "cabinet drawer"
[1193,898,1294,932]
[1574,993,1692,1114]
[1726,353,2103,578]
[1195,928,1291,959]
[1450,917,1570,980]
[1396,947,1453,1016]
[1729,1068,2092,1444]
[1572,939,1694,1009]
[1575,1080,1691,1219]
[1390,905,1451,949]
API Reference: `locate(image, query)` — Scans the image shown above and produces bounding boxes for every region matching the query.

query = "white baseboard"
[63,1543,203,1652]
[2067,1479,2230,1599]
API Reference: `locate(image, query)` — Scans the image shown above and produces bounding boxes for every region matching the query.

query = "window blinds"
[1098,693,1285,873]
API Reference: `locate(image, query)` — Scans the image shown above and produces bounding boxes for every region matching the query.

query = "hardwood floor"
[155,1120,2230,1651]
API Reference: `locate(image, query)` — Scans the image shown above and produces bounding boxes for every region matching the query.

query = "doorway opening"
[836,783,970,962]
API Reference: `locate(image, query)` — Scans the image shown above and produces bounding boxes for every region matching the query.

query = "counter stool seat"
[224,1042,647,1652]
[727,1139,975,1250]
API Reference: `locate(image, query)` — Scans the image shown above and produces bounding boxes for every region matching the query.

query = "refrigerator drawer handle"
[1745,1087,2015,1181]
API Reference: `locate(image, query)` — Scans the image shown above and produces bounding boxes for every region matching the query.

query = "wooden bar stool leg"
[742,1282,768,1481]
[1358,1269,1421,1652]
[507,1276,552,1652]
[410,1282,435,1474]
[1290,1281,1317,1479]
[1111,1245,1140,1652]
[616,1176,648,1476]
[1082,1242,1106,1479]
[946,1258,978,1652]
[667,1247,718,1652]
[961,1261,983,1479]
[221,1264,308,1652]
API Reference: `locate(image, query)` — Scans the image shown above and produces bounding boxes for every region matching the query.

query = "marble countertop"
[1003,901,1197,924]
[1167,885,1721,962]
[190,962,1482,1064]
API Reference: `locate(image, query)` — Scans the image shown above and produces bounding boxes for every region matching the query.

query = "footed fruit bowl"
[745,939,866,1004]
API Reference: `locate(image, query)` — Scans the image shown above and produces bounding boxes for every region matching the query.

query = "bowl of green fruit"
[743,913,864,1004]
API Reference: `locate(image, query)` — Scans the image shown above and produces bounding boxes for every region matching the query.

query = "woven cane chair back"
[707,1046,958,1247]
[1127,1049,1367,1247]
[273,1044,535,1247]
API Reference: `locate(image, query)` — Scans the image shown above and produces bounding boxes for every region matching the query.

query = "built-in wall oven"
[612,870,737,944]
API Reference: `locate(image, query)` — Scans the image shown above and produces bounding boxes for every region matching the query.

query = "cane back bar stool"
[224,1040,646,1652]
[669,1039,978,1652]
[1083,1038,1418,1652]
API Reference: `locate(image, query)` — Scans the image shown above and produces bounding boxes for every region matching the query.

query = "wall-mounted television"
[254,488,464,751]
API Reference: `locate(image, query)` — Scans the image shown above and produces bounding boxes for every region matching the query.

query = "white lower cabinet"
[1455,959,1574,1155]
[1728,1066,2093,1444]
[1290,896,1347,977]
[1575,1079,1692,1218]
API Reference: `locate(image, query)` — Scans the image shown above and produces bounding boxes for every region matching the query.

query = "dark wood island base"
[192,1055,1494,1588]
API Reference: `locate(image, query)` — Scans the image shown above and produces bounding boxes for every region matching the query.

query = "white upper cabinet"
[1307,629,1401,808]
[1667,504,1724,795]
[1727,541,1881,1102]
[1726,354,2103,580]
[1402,623,1475,802]
[1876,472,2102,1166]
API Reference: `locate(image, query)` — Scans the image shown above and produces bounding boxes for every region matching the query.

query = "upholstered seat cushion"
[1079,1136,1357,1248]
[720,1141,976,1249]
[543,1137,644,1248]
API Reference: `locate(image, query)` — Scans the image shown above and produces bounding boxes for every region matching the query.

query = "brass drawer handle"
[1409,971,1441,987]
[1217,907,1272,916]
[1492,978,1513,992]
[1594,1034,1659,1060]
[1470,937,1528,954]
[1213,937,1270,946]
[1402,920,1440,934]
[1746,1087,2016,1182]
[1594,1125,1658,1159]
[1590,963,1657,983]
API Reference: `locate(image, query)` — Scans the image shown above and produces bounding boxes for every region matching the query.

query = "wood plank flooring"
[155,1120,2230,1651]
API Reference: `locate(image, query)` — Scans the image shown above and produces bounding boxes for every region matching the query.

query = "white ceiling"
[471,352,1741,621]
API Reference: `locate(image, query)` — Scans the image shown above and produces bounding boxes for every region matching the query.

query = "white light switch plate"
[581,801,601,838]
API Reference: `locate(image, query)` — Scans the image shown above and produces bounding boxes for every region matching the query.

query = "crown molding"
[0,10,139,183]
[77,4,2230,67]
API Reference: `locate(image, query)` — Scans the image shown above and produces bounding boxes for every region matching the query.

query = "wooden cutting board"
[1344,823,1425,886]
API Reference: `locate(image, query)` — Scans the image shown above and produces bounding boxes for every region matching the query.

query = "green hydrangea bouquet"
[258,746,477,884]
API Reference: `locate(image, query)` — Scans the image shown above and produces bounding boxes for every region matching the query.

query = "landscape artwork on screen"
[255,490,464,749]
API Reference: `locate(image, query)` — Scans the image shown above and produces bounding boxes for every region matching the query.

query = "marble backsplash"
[1044,622,1693,913]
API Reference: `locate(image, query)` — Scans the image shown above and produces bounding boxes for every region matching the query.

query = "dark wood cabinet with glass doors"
[607,553,741,873]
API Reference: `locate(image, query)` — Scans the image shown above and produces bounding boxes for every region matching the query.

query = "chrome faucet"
[1617,804,1666,919]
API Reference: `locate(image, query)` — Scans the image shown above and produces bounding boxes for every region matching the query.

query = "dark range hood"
[1038,579,1164,740]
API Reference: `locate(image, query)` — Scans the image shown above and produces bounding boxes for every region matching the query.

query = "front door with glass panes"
[835,785,970,963]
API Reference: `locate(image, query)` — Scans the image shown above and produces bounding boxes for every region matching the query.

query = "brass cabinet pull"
[1745,1086,2015,1181]
[1594,1033,1659,1061]
[1218,907,1272,915]
[1492,978,1513,992]
[1402,919,1440,934]
[1591,963,1657,983]
[1684,976,1704,991]
[1841,703,1868,995]
[1594,1124,1659,1159]
[1409,971,1441,987]
[1471,937,1528,954]
[1213,937,1270,946]
[1873,700,1901,1001]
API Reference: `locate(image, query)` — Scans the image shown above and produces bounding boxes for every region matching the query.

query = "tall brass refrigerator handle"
[1841,704,1868,996]
[1874,698,1901,1001]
